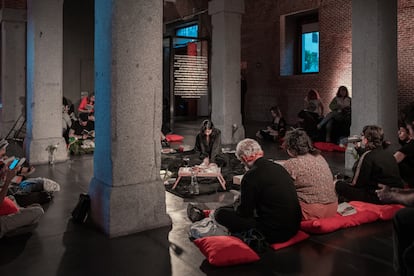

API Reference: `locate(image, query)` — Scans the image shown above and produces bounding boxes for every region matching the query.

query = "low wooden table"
[172,166,227,190]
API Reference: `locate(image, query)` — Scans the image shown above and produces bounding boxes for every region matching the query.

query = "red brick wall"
[0,0,26,9]
[398,0,414,112]
[242,0,352,124]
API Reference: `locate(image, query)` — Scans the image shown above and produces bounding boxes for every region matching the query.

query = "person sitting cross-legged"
[281,129,338,220]
[213,138,302,244]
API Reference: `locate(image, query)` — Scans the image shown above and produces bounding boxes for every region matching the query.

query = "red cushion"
[314,142,346,152]
[270,231,310,250]
[300,210,379,234]
[0,197,19,216]
[348,201,405,220]
[165,134,184,142]
[194,236,260,266]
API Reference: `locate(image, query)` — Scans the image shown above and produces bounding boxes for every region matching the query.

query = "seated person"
[78,93,95,114]
[194,120,224,166]
[317,86,351,143]
[213,139,302,244]
[256,106,286,142]
[336,125,403,204]
[297,89,324,140]
[0,164,44,238]
[376,184,414,276]
[281,129,338,220]
[69,113,95,141]
[394,122,414,188]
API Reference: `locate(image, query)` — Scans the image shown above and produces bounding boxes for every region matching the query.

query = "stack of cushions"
[300,201,404,234]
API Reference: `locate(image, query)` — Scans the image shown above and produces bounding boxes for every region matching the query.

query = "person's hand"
[375,184,393,202]
[202,157,209,166]
[3,167,16,183]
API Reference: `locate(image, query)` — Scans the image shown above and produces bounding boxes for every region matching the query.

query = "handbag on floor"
[71,193,91,224]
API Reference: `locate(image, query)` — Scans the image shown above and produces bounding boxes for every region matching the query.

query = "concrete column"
[0,9,26,138]
[26,0,67,164]
[352,0,398,145]
[209,0,245,145]
[89,0,171,237]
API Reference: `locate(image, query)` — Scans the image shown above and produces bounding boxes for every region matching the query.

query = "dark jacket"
[238,158,302,243]
[194,128,222,162]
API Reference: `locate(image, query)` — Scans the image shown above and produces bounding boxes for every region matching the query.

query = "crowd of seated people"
[62,93,95,154]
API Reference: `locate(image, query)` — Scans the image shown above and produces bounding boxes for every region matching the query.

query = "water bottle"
[191,171,199,195]
[345,141,358,171]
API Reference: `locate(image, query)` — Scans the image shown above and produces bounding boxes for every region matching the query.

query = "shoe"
[187,203,205,223]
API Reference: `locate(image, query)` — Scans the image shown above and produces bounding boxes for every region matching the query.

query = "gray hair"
[235,138,263,160]
[283,129,319,156]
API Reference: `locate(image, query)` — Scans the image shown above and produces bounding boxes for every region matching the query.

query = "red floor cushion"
[314,142,346,152]
[165,134,184,142]
[348,201,405,220]
[0,197,19,216]
[270,231,310,250]
[300,210,379,234]
[193,236,260,266]
[299,201,405,234]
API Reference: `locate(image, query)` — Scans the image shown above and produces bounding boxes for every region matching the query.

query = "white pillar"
[352,0,398,145]
[26,0,67,164]
[0,9,26,138]
[209,0,245,145]
[90,0,170,237]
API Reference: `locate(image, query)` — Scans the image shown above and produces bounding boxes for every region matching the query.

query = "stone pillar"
[352,0,398,145]
[0,9,26,138]
[25,0,67,164]
[209,0,245,145]
[89,0,171,237]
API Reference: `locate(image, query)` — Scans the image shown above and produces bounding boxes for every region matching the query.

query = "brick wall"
[398,0,414,112]
[0,0,26,9]
[242,0,352,124]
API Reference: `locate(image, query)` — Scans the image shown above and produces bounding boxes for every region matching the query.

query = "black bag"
[71,193,91,224]
[232,228,269,254]
[14,191,53,207]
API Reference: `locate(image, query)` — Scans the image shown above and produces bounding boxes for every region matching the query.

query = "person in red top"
[78,93,95,114]
[0,163,44,238]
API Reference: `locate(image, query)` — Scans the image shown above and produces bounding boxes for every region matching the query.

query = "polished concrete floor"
[0,121,398,276]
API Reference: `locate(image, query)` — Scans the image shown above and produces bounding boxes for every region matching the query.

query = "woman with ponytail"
[281,129,338,220]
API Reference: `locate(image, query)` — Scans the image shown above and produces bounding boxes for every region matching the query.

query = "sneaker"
[187,203,205,223]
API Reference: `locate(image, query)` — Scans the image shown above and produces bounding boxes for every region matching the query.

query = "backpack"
[71,193,91,224]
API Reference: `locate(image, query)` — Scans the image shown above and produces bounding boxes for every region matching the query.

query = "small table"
[172,166,227,190]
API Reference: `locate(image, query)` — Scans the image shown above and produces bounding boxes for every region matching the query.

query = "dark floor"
[0,121,398,276]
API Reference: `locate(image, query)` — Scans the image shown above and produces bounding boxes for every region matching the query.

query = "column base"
[89,177,172,238]
[25,137,69,165]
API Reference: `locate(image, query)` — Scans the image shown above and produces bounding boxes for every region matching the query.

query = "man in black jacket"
[214,138,301,243]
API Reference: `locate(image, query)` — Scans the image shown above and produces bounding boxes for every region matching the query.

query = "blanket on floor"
[162,151,245,198]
